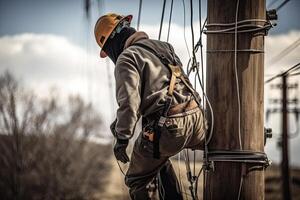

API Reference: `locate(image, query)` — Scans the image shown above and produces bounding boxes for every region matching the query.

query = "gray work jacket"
[114,33,194,140]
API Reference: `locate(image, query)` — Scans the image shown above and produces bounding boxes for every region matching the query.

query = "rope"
[158,0,167,40]
[166,0,174,42]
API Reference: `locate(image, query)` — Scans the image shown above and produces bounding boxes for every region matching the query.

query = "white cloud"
[0,33,117,134]
[265,31,300,75]
[0,28,299,165]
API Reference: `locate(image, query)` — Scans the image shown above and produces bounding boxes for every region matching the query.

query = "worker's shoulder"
[117,39,173,65]
[124,39,171,54]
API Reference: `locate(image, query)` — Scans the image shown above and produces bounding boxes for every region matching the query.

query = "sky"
[0,0,300,166]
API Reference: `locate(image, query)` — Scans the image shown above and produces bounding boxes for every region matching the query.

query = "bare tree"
[0,72,111,200]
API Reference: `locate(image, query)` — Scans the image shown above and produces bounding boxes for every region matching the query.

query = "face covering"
[103,27,136,64]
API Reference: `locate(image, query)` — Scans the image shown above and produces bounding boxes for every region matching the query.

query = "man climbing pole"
[94,13,207,200]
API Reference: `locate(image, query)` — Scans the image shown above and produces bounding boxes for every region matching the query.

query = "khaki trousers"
[125,107,206,200]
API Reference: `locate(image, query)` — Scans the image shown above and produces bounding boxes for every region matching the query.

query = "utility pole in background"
[281,75,292,200]
[206,0,265,199]
[267,79,298,200]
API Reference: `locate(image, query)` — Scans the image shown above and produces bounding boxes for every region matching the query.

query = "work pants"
[125,107,206,200]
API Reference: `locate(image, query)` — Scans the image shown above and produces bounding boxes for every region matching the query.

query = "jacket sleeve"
[114,54,141,140]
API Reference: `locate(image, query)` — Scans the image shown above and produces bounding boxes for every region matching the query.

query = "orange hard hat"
[94,13,133,58]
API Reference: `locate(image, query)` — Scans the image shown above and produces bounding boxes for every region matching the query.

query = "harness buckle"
[158,116,166,127]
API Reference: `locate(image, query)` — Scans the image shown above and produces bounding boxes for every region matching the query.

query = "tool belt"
[133,42,201,159]
[168,99,198,116]
[143,99,198,141]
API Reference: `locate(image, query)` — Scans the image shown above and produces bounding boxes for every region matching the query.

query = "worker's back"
[116,38,195,118]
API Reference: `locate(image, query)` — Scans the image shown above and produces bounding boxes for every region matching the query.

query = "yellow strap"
[167,64,181,96]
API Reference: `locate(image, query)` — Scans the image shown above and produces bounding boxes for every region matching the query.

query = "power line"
[190,0,196,68]
[265,62,300,84]
[97,0,104,15]
[181,0,191,60]
[276,0,290,11]
[289,72,300,77]
[166,0,174,42]
[158,0,167,40]
[268,37,300,65]
[137,0,143,31]
[267,0,280,8]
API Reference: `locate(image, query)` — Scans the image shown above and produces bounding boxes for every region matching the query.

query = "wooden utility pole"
[281,75,291,200]
[206,0,265,199]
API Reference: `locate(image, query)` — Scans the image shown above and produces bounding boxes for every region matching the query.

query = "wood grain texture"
[205,0,265,199]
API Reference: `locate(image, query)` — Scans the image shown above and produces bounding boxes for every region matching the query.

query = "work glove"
[110,119,117,137]
[114,139,130,164]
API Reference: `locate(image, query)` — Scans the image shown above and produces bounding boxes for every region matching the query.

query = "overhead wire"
[267,0,280,8]
[265,62,300,84]
[137,0,143,31]
[189,1,198,197]
[84,0,93,103]
[289,72,300,77]
[181,0,191,60]
[267,37,300,65]
[167,0,174,42]
[275,0,290,11]
[194,1,209,196]
[158,0,167,40]
[183,0,216,199]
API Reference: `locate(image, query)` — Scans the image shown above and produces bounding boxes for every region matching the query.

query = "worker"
[94,13,207,200]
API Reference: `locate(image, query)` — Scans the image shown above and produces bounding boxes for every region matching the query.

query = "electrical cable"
[185,0,215,199]
[181,0,191,61]
[167,0,174,42]
[265,62,300,84]
[190,0,197,71]
[267,37,300,65]
[158,0,167,40]
[275,0,290,11]
[233,0,244,199]
[267,0,280,8]
[204,23,272,34]
[96,0,104,15]
[288,72,300,77]
[205,19,268,27]
[137,0,143,31]
[234,0,242,150]
[199,0,205,110]
[237,172,244,200]
[182,0,215,197]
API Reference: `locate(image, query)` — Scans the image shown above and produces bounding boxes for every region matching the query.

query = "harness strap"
[131,42,201,159]
[131,42,201,105]
[167,64,181,96]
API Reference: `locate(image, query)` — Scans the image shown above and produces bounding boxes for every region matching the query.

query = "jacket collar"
[124,31,149,49]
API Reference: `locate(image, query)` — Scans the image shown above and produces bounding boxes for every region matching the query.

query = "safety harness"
[132,42,202,159]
